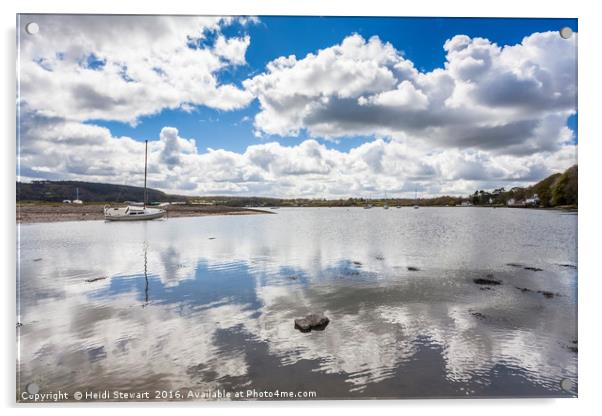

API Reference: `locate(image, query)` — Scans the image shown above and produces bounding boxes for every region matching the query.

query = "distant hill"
[17,180,188,203]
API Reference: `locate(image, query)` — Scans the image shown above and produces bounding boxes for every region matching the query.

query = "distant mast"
[143,140,148,208]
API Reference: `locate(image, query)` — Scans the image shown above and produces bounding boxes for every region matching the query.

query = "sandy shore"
[17,203,273,224]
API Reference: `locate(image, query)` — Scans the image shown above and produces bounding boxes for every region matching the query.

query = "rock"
[352,261,362,266]
[470,311,486,320]
[506,263,523,268]
[558,263,577,269]
[294,314,330,333]
[407,266,420,271]
[524,266,543,272]
[32,258,42,262]
[473,277,502,285]
[86,276,108,283]
[515,286,533,293]
[208,237,216,240]
[537,290,559,299]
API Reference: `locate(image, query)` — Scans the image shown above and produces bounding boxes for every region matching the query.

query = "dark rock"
[352,261,362,266]
[294,314,330,333]
[86,276,108,283]
[537,290,558,299]
[33,258,42,262]
[515,286,533,293]
[506,263,523,268]
[470,311,486,320]
[558,263,577,269]
[524,266,544,272]
[473,277,502,285]
[208,237,216,240]
[407,266,420,271]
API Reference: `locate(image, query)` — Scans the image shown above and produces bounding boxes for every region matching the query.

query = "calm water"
[17,207,577,400]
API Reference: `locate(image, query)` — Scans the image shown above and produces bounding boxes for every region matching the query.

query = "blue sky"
[90,16,578,154]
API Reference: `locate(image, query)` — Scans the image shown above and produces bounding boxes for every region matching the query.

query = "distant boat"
[72,187,83,204]
[364,194,373,209]
[413,188,419,209]
[104,140,166,221]
[383,192,389,209]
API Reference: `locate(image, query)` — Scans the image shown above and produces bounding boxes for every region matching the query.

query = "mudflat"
[17,203,271,223]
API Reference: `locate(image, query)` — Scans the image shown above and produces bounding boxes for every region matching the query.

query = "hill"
[17,180,188,203]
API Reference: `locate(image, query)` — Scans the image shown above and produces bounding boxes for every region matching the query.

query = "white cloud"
[245,31,577,157]
[19,111,576,198]
[18,15,255,124]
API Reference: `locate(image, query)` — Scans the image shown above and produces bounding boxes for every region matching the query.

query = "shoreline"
[17,203,273,224]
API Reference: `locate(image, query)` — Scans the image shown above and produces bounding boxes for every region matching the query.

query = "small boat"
[72,187,83,204]
[104,205,165,221]
[104,140,166,221]
[413,188,419,209]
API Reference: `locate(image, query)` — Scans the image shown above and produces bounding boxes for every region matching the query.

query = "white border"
[2,1,600,415]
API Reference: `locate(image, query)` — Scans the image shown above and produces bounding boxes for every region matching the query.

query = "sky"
[17,15,578,198]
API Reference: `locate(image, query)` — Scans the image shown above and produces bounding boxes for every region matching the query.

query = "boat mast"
[144,140,148,208]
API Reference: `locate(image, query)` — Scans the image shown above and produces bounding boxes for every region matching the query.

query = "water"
[17,207,577,400]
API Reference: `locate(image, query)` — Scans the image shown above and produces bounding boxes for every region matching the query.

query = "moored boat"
[104,205,165,221]
[104,140,166,221]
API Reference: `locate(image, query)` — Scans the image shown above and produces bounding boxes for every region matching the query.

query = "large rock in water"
[294,314,330,332]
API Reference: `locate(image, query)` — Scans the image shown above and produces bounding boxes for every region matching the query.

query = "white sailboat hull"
[104,206,166,221]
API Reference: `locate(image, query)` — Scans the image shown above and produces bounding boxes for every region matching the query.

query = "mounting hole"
[559,27,573,39]
[26,383,40,394]
[25,22,39,35]
[560,378,575,393]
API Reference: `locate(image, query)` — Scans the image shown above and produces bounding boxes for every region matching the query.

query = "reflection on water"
[17,207,577,399]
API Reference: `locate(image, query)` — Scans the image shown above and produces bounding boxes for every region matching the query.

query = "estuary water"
[17,207,577,400]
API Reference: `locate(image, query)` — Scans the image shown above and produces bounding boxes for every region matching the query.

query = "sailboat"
[104,140,166,221]
[364,194,373,209]
[73,187,83,204]
[383,192,389,209]
[413,188,419,209]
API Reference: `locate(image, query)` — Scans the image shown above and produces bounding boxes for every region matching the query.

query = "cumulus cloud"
[17,21,578,197]
[18,107,576,198]
[244,32,577,157]
[18,15,255,124]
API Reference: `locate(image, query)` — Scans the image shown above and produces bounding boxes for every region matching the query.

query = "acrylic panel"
[16,14,578,402]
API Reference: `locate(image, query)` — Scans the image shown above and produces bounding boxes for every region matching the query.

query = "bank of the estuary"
[17,203,272,224]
